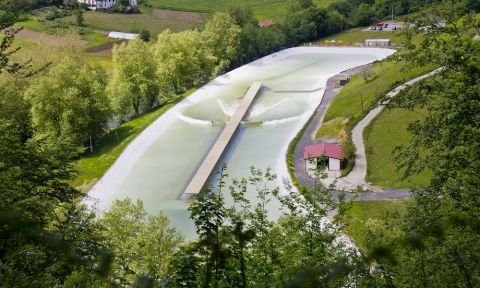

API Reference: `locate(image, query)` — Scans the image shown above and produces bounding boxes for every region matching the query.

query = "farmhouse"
[304,142,344,175]
[76,0,137,10]
[364,39,390,47]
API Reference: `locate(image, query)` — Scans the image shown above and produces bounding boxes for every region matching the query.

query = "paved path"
[293,65,368,189]
[293,64,442,201]
[336,67,444,191]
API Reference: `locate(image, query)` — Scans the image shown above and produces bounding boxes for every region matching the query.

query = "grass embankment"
[340,200,406,250]
[364,108,431,189]
[73,89,195,192]
[315,60,436,177]
[144,0,337,21]
[317,27,402,45]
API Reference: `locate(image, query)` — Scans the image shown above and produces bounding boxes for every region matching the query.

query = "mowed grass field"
[316,60,435,140]
[317,27,404,45]
[364,108,432,188]
[145,0,337,20]
[341,200,406,250]
[58,8,206,37]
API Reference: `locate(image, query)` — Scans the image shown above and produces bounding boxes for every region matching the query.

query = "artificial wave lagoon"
[89,47,395,238]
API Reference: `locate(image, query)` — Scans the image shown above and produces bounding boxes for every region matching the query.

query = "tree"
[153,29,214,96]
[361,66,374,82]
[109,38,158,118]
[76,10,84,26]
[25,57,110,154]
[99,199,183,286]
[226,3,257,26]
[139,29,150,42]
[286,0,314,12]
[352,3,372,26]
[362,3,480,286]
[202,12,241,74]
[0,78,111,286]
[284,9,317,45]
[169,167,356,287]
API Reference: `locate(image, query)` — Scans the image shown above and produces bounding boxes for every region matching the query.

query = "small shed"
[364,39,390,47]
[333,74,350,88]
[304,142,344,174]
[258,20,273,27]
[108,32,139,40]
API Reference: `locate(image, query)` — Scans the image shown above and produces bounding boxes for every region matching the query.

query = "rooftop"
[304,142,344,160]
[108,32,139,40]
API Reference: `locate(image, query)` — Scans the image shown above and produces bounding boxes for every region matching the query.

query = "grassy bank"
[364,108,431,188]
[341,200,406,250]
[315,59,436,176]
[317,27,402,45]
[73,89,195,192]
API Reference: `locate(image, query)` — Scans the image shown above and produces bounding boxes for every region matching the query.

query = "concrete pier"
[183,82,263,195]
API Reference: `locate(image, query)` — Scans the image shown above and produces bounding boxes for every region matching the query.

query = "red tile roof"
[258,20,273,27]
[304,143,344,160]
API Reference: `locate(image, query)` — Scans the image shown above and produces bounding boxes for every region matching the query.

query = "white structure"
[304,142,344,177]
[108,31,139,40]
[77,0,137,10]
[364,39,391,47]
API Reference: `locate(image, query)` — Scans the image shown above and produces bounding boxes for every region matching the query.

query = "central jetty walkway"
[184,82,263,195]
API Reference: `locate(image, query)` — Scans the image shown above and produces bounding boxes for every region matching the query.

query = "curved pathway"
[293,64,443,201]
[336,67,443,191]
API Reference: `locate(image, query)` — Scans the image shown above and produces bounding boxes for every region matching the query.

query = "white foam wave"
[176,113,213,126]
[250,99,289,117]
[217,99,238,117]
[260,115,303,126]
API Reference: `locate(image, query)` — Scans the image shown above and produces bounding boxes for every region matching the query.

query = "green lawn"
[73,89,195,192]
[57,9,206,37]
[144,0,337,21]
[317,27,403,45]
[316,60,436,141]
[364,108,431,189]
[81,31,117,49]
[341,200,406,250]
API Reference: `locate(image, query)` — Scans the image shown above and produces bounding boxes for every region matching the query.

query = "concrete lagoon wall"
[88,47,395,238]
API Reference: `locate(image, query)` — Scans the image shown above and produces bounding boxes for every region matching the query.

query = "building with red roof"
[258,20,273,27]
[304,142,344,173]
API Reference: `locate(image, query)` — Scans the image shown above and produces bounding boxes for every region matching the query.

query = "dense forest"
[0,0,479,286]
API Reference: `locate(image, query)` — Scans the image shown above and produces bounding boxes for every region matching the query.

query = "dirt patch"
[84,40,123,56]
[15,29,89,46]
[152,8,206,24]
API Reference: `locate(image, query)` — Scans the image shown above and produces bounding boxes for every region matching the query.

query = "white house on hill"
[77,0,137,10]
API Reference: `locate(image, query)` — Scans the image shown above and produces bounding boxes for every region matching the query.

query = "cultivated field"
[144,0,337,20]
[58,8,206,37]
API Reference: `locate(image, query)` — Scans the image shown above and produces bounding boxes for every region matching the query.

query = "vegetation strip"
[73,89,195,191]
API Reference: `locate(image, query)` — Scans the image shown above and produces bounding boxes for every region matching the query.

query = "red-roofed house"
[304,142,344,174]
[258,20,273,27]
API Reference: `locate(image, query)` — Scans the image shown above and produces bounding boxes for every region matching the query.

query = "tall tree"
[202,12,241,74]
[364,3,480,286]
[109,38,158,118]
[153,29,213,96]
[99,199,183,286]
[25,57,110,154]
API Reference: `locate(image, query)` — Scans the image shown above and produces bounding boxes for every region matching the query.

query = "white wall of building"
[77,0,137,10]
[328,158,341,171]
